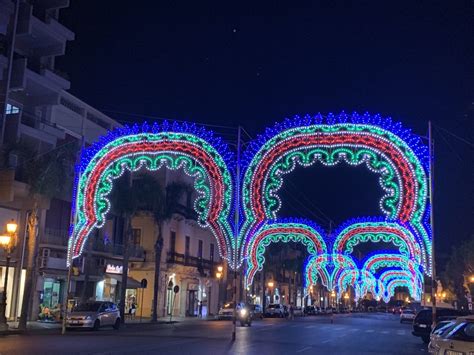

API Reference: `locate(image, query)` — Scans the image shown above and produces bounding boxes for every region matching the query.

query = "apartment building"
[0,0,224,322]
[0,0,123,321]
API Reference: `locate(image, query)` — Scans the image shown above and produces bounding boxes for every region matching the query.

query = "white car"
[400,309,416,323]
[428,320,457,353]
[428,316,474,354]
[265,304,285,318]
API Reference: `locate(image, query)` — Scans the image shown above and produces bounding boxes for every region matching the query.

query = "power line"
[435,124,474,149]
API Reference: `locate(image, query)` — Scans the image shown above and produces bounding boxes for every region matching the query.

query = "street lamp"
[268,281,274,303]
[0,219,17,331]
[216,266,223,310]
[331,290,336,307]
[469,276,474,283]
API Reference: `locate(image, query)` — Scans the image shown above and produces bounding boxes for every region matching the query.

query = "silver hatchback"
[67,301,121,330]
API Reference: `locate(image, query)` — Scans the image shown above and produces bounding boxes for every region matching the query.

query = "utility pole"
[0,0,20,145]
[232,126,241,341]
[428,121,437,327]
[62,111,86,335]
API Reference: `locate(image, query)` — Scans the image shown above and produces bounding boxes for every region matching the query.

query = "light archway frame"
[68,122,235,265]
[239,113,431,275]
[243,219,327,289]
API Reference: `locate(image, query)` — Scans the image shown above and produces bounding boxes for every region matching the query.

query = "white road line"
[380,331,389,334]
[296,346,312,353]
[365,329,375,333]
[305,325,316,329]
[396,330,405,336]
[321,339,332,343]
[333,327,345,331]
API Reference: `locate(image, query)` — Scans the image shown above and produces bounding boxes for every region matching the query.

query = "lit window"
[6,104,20,115]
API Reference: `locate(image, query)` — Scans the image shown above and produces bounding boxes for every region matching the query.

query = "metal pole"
[0,0,20,145]
[428,121,437,327]
[232,126,241,341]
[0,252,11,329]
[62,110,86,335]
[140,288,144,323]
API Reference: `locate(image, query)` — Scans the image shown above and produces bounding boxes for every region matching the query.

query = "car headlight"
[240,309,247,316]
[85,315,92,320]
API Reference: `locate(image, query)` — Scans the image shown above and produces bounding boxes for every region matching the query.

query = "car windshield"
[434,322,456,336]
[73,303,102,312]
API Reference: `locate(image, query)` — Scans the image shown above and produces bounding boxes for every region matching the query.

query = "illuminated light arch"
[68,122,235,264]
[244,219,327,288]
[305,254,331,293]
[239,112,431,274]
[332,219,423,265]
[377,270,423,302]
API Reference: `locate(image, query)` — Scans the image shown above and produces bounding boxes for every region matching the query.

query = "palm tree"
[4,142,78,330]
[150,181,188,322]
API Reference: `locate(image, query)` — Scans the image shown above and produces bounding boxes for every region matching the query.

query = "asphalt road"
[0,313,428,355]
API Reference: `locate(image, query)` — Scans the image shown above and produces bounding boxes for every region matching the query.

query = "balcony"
[41,227,69,248]
[16,2,74,57]
[92,240,145,260]
[166,252,215,275]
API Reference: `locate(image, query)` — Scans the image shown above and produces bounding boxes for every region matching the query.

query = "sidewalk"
[1,315,216,336]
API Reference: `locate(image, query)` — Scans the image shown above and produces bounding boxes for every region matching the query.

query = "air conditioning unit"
[98,258,106,267]
[42,248,50,258]
[39,248,50,268]
[8,153,18,168]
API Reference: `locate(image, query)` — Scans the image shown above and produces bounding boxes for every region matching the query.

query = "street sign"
[173,285,180,294]
[140,278,148,288]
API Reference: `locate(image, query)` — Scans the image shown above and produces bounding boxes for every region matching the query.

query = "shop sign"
[106,264,123,274]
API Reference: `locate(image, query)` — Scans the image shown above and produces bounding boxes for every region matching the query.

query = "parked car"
[304,305,317,316]
[400,309,416,323]
[293,306,304,317]
[412,308,467,343]
[265,304,285,318]
[66,301,120,330]
[249,304,264,319]
[428,316,474,354]
[218,302,235,320]
[427,320,457,353]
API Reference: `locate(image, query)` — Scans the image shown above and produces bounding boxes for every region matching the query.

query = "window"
[210,243,214,262]
[132,229,141,246]
[170,231,176,253]
[198,240,203,259]
[185,236,190,257]
[5,103,20,115]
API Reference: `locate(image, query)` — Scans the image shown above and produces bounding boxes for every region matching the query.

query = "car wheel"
[421,335,430,344]
[113,318,121,330]
[93,320,100,331]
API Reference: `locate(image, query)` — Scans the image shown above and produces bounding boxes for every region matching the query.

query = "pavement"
[0,313,428,354]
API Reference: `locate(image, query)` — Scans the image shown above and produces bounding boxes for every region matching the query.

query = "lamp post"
[268,281,274,304]
[331,291,336,308]
[216,265,223,310]
[343,293,349,309]
[0,219,17,331]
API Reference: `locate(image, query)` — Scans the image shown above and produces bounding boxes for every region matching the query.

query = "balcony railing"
[166,251,214,273]
[92,240,145,259]
[42,228,69,247]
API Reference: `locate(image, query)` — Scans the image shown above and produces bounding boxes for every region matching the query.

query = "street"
[0,313,427,355]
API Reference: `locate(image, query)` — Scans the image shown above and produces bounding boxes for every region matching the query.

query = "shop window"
[198,240,203,259]
[185,236,190,257]
[170,231,176,253]
[132,228,141,246]
[5,103,20,115]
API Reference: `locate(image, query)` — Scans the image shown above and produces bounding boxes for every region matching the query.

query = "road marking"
[290,324,299,328]
[321,339,332,343]
[396,330,405,336]
[380,331,389,334]
[305,325,316,329]
[365,329,375,333]
[296,346,312,353]
[334,327,345,331]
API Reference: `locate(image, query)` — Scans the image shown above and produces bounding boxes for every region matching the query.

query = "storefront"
[95,263,143,309]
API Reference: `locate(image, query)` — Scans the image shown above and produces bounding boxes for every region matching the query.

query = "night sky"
[57,2,473,264]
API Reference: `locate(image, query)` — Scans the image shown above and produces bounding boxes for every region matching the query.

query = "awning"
[105,274,143,289]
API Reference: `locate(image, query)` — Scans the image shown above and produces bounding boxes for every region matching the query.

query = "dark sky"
[57,1,473,260]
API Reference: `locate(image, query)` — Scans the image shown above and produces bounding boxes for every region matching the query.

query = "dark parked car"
[304,306,317,316]
[249,304,264,319]
[412,308,467,343]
